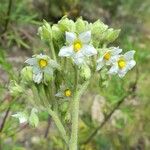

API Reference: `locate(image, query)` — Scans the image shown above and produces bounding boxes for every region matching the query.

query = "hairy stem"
[69,74,89,150]
[47,108,68,144]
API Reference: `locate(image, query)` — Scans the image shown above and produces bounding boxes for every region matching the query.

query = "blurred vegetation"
[0,0,150,149]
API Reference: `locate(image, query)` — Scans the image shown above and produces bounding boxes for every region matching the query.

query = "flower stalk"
[47,107,68,144]
[49,39,57,61]
[69,66,89,150]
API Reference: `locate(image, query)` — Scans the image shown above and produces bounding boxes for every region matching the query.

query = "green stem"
[69,72,89,150]
[47,108,68,144]
[40,85,67,144]
[49,39,57,61]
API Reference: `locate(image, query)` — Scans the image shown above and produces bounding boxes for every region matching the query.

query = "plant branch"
[0,107,10,132]
[49,39,57,61]
[47,107,68,144]
[69,68,89,150]
[9,123,28,137]
[44,115,51,138]
[2,0,12,34]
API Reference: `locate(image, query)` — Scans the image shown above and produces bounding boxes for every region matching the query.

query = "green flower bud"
[91,20,108,47]
[52,24,63,40]
[102,28,120,43]
[58,17,75,32]
[75,18,86,33]
[64,112,71,123]
[43,72,53,84]
[60,101,68,113]
[21,66,33,83]
[38,20,52,41]
[92,20,108,34]
[9,80,24,97]
[52,24,64,47]
[80,65,91,80]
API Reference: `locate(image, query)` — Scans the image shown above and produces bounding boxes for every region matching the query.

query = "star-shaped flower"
[58,31,97,65]
[108,50,136,77]
[25,54,59,83]
[97,47,122,71]
[55,85,72,98]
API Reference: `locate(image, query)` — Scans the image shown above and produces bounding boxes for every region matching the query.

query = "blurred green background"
[0,0,150,150]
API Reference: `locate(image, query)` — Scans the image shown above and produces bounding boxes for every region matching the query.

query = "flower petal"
[96,58,104,71]
[33,66,41,74]
[82,45,97,56]
[124,50,135,61]
[108,65,118,75]
[58,46,74,57]
[12,112,28,124]
[73,57,84,65]
[55,92,63,97]
[48,59,60,69]
[97,57,103,63]
[111,47,122,55]
[66,32,76,44]
[33,72,43,84]
[108,55,120,64]
[96,62,104,71]
[127,60,136,70]
[44,67,53,75]
[73,53,84,65]
[79,31,91,43]
[25,58,36,66]
[118,69,128,78]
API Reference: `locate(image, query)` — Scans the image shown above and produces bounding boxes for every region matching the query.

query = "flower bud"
[9,80,24,97]
[80,65,91,80]
[64,112,71,123]
[43,72,53,84]
[102,28,120,43]
[75,18,86,33]
[38,20,52,41]
[60,101,68,113]
[21,66,33,83]
[58,17,75,32]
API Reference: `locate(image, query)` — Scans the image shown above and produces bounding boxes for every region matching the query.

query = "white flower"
[25,54,59,84]
[12,112,28,124]
[96,47,122,71]
[55,85,72,98]
[58,31,97,65]
[108,50,136,78]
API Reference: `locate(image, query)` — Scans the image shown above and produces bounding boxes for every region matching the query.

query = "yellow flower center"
[64,89,72,97]
[39,59,48,68]
[73,40,82,52]
[118,59,126,69]
[104,52,111,60]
